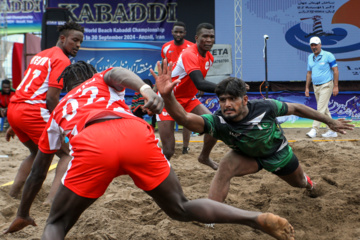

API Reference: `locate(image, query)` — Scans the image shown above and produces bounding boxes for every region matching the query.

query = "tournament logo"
[285,0,360,62]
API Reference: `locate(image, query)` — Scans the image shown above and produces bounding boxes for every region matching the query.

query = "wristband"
[139,84,151,94]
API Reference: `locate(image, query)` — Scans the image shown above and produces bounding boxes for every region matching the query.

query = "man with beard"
[154,60,354,204]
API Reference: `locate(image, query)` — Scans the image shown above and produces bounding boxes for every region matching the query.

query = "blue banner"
[48,0,177,42]
[71,40,163,94]
[0,0,44,34]
[242,0,360,81]
[129,91,359,127]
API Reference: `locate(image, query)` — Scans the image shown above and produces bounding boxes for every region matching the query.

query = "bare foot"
[198,157,218,170]
[306,181,319,198]
[256,213,295,240]
[42,200,51,207]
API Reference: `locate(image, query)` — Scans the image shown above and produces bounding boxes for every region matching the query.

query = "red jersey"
[38,68,141,154]
[161,39,194,63]
[10,46,70,108]
[171,44,214,99]
[0,91,15,108]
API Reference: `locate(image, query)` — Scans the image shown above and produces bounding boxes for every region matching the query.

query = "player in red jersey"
[161,21,194,154]
[157,23,220,170]
[5,61,295,240]
[6,21,84,202]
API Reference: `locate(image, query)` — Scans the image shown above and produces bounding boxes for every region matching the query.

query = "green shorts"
[256,145,297,174]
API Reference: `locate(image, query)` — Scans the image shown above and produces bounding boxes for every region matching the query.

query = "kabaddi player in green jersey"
[153,60,354,203]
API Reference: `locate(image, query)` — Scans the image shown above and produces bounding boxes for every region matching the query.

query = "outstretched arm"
[151,60,206,134]
[189,70,217,93]
[104,67,163,115]
[286,103,354,134]
[4,151,55,234]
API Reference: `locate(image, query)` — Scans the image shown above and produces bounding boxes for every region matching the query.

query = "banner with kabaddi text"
[0,0,44,34]
[47,0,177,42]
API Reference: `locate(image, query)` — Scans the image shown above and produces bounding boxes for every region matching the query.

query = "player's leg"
[42,185,96,240]
[276,153,314,190]
[9,140,38,198]
[208,150,260,202]
[42,119,128,239]
[190,103,218,170]
[44,150,71,205]
[146,168,294,240]
[156,119,176,160]
[182,127,191,154]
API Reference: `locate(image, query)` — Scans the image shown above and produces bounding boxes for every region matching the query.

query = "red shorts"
[7,102,50,144]
[156,96,201,121]
[62,118,171,199]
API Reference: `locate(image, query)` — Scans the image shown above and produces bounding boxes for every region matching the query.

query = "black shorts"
[256,153,299,176]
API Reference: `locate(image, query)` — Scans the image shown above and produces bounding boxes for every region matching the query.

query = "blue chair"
[0,117,5,132]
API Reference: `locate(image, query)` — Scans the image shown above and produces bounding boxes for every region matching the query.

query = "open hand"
[5,126,15,142]
[4,216,37,234]
[150,60,180,98]
[329,118,355,134]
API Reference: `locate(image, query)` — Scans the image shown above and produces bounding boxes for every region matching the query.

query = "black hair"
[215,77,247,98]
[58,61,97,92]
[58,21,84,37]
[1,79,10,86]
[173,21,186,30]
[196,23,214,35]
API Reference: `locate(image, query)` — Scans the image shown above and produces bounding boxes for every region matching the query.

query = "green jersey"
[202,99,289,160]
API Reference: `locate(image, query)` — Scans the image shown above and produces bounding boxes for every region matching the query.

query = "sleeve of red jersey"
[161,43,166,59]
[38,116,62,154]
[48,58,71,89]
[182,50,201,74]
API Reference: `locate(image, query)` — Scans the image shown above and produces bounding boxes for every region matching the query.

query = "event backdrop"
[48,0,177,42]
[242,0,360,82]
[0,0,44,34]
[122,92,360,128]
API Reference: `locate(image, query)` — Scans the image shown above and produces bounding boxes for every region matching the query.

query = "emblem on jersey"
[205,61,210,70]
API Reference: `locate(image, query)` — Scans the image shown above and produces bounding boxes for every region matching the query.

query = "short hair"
[173,21,186,30]
[196,23,214,35]
[2,79,10,86]
[58,21,84,37]
[215,77,247,98]
[58,61,97,92]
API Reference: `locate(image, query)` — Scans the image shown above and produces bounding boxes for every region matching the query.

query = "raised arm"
[286,102,354,134]
[151,60,206,133]
[104,67,163,115]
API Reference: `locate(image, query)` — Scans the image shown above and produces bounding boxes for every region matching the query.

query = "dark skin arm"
[104,67,164,114]
[46,87,62,113]
[190,70,250,92]
[286,103,354,134]
[189,70,217,93]
[4,151,55,233]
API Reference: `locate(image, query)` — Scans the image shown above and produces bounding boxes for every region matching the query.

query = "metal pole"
[264,37,269,98]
